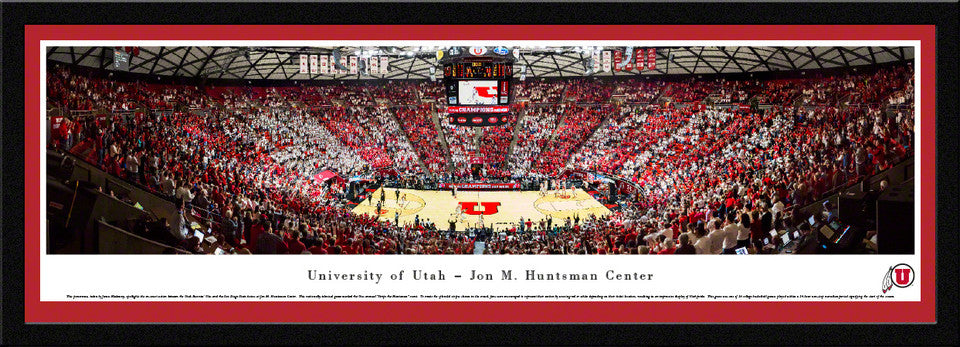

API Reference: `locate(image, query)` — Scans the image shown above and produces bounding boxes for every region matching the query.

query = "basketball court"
[352,188,612,231]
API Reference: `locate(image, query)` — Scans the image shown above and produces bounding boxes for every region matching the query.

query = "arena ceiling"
[46,46,913,81]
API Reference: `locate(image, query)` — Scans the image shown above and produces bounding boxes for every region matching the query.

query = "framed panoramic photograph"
[3,1,957,345]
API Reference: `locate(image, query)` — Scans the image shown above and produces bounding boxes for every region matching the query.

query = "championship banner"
[613,50,623,72]
[592,51,601,71]
[602,50,612,72]
[309,55,318,74]
[370,56,379,74]
[349,56,358,74]
[647,48,657,70]
[380,56,389,74]
[446,105,510,114]
[439,183,520,190]
[320,55,329,74]
[340,55,348,74]
[299,54,308,74]
[636,48,645,71]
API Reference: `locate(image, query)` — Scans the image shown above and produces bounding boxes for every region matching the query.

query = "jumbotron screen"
[444,62,513,126]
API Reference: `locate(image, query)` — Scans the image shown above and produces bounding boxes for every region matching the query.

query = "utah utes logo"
[882,263,915,293]
[469,46,487,56]
[458,202,501,216]
[474,86,498,98]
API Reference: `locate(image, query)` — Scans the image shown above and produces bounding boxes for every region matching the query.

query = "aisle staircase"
[385,108,429,174]
[506,107,527,160]
[562,106,617,168]
[428,103,453,172]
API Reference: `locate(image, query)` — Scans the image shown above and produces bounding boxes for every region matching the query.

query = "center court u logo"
[458,202,501,216]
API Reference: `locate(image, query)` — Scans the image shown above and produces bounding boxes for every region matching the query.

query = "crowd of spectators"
[367,81,422,105]
[394,104,448,175]
[661,79,719,103]
[507,104,562,177]
[514,80,567,103]
[613,79,663,103]
[475,121,516,179]
[528,105,611,175]
[47,66,210,111]
[47,63,914,255]
[563,79,615,103]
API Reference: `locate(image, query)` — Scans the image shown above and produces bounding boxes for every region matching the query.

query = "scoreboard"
[440,47,517,126]
[445,62,512,79]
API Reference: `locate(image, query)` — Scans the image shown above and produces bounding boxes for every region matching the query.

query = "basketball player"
[399,193,407,208]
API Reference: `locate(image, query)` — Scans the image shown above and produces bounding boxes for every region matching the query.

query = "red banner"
[439,183,520,190]
[647,48,657,70]
[50,116,63,130]
[613,50,622,72]
[636,48,645,71]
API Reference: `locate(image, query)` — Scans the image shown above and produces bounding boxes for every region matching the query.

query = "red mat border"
[24,25,936,323]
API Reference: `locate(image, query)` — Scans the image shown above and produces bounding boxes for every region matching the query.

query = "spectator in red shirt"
[287,230,307,254]
[657,239,676,254]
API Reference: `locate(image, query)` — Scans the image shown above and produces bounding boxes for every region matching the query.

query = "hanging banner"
[340,56,348,74]
[624,48,634,71]
[636,48,645,71]
[380,56,389,74]
[349,56,358,74]
[602,50,612,72]
[320,55,329,74]
[647,48,657,70]
[592,51,601,72]
[613,50,623,72]
[438,183,520,190]
[299,54,308,74]
[370,56,379,74]
[309,55,318,74]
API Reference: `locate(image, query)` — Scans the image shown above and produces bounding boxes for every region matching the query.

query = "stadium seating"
[45,63,914,254]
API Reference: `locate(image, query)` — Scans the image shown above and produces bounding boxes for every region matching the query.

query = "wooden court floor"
[351,188,612,231]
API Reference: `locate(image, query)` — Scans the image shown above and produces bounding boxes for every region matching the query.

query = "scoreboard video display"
[444,62,512,108]
[440,47,516,126]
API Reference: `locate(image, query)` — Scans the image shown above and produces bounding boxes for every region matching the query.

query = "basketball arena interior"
[44,45,915,255]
